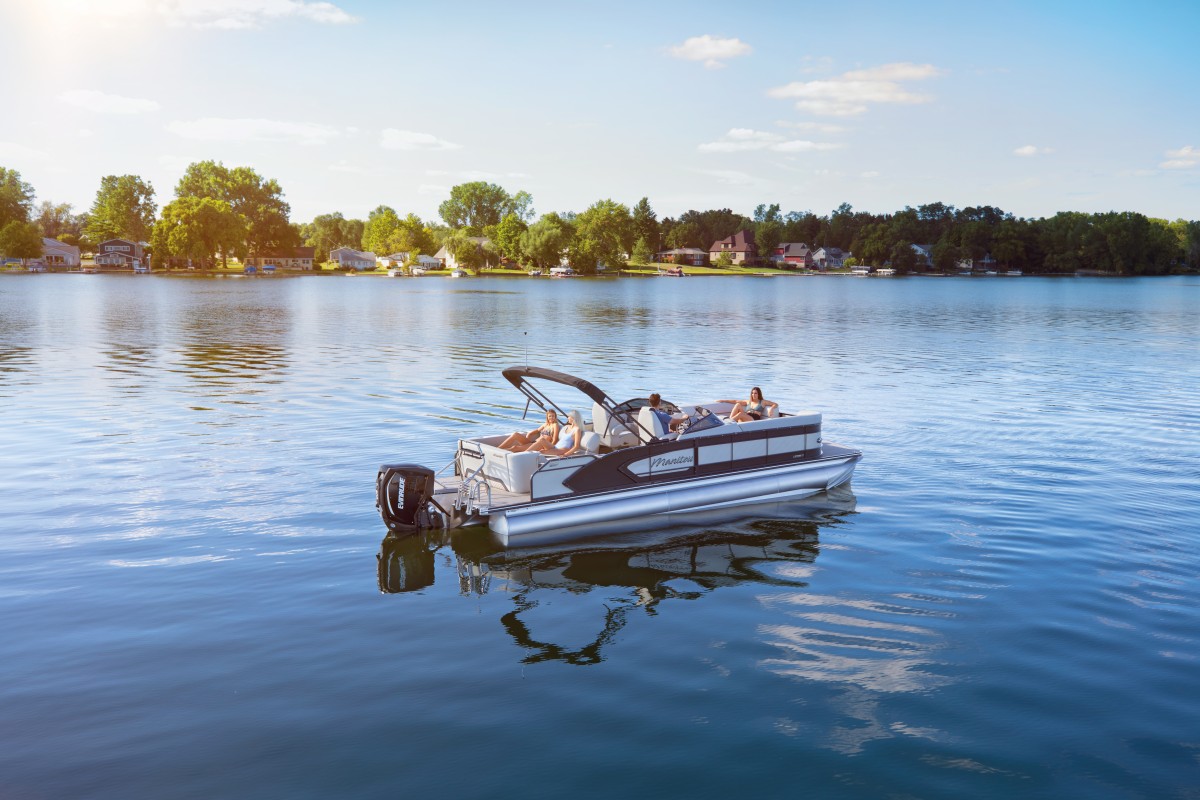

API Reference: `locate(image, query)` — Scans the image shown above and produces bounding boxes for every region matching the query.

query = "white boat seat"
[592,402,638,449]
[636,405,676,443]
[579,430,601,454]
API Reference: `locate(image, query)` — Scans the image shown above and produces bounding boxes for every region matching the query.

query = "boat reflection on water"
[378,486,857,664]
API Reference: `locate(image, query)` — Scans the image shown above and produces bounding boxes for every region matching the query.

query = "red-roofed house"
[773,242,813,269]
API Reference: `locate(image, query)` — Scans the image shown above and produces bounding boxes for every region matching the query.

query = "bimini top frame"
[501,365,658,442]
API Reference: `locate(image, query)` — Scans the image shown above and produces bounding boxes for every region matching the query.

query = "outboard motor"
[376,463,443,533]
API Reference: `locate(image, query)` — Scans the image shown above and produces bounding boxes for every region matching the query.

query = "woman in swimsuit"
[525,409,585,456]
[498,409,560,451]
[723,387,778,423]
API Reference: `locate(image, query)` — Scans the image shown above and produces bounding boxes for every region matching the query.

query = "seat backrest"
[592,401,637,448]
[579,430,601,454]
[636,405,666,443]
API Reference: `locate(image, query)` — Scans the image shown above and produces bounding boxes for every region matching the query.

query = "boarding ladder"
[454,463,492,517]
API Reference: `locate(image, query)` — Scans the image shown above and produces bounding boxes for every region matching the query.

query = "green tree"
[931,237,960,272]
[175,161,296,255]
[0,167,35,230]
[509,190,534,222]
[632,197,659,254]
[715,251,734,268]
[362,205,401,254]
[570,199,633,272]
[888,240,919,274]
[755,220,782,258]
[853,223,892,265]
[300,213,365,263]
[390,213,436,257]
[1182,220,1200,269]
[0,220,43,262]
[666,221,702,249]
[438,182,532,234]
[152,196,246,268]
[631,236,653,265]
[85,175,157,243]
[493,213,527,263]
[519,213,575,270]
[35,201,82,241]
[442,229,493,271]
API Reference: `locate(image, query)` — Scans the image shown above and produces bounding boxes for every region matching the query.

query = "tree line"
[3,164,1198,275]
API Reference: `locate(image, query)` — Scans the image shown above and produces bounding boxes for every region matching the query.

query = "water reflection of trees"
[378,491,856,665]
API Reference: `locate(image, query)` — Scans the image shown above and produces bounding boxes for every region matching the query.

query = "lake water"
[1,273,1198,798]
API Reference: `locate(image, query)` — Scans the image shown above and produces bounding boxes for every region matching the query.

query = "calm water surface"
[1,273,1198,798]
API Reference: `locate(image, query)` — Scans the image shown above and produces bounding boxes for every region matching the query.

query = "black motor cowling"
[376,464,443,533]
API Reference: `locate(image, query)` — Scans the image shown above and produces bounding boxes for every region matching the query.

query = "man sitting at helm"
[648,393,687,432]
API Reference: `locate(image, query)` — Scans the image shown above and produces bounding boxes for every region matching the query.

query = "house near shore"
[773,242,813,269]
[956,253,998,273]
[435,237,494,270]
[911,244,934,269]
[378,252,409,268]
[42,238,81,268]
[329,247,377,270]
[244,246,315,270]
[655,247,708,266]
[94,239,148,270]
[812,246,848,270]
[708,229,758,265]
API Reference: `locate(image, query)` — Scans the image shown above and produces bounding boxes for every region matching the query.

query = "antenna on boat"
[524,331,528,368]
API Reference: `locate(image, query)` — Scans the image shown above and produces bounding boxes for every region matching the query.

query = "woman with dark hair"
[723,387,777,422]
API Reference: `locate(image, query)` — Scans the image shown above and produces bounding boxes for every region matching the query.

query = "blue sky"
[2,0,1197,224]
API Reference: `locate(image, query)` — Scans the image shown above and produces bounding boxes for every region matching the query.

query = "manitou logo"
[629,450,695,476]
[651,454,693,469]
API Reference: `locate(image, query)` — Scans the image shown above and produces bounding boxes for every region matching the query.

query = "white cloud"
[1160,145,1198,169]
[166,117,342,145]
[1014,144,1053,157]
[861,170,881,178]
[59,89,160,114]
[77,128,94,138]
[668,35,752,69]
[418,184,451,196]
[0,141,50,161]
[698,128,842,153]
[63,0,358,29]
[380,129,461,151]
[768,62,942,116]
[776,120,846,133]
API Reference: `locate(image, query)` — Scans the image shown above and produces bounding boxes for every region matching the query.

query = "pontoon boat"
[377,367,861,547]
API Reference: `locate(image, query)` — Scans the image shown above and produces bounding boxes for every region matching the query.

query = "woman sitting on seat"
[525,410,585,456]
[498,409,559,451]
[722,387,778,422]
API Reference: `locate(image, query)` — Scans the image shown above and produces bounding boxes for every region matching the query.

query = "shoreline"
[3,266,1192,279]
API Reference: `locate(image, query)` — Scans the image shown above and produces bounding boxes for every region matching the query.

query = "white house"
[329,247,377,270]
[434,237,493,270]
[42,238,81,268]
[812,247,848,270]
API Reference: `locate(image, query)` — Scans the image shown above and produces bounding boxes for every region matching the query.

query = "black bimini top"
[502,366,614,414]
